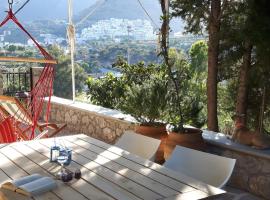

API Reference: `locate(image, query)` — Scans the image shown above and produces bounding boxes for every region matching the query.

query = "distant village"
[0,18,204,48]
[79,18,157,42]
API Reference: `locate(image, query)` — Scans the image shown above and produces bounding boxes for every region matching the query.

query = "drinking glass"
[56,152,69,178]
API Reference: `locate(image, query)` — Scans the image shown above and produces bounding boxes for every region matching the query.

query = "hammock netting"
[0,9,55,142]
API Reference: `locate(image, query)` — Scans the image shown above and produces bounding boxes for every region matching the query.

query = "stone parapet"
[44,96,136,144]
[203,131,270,199]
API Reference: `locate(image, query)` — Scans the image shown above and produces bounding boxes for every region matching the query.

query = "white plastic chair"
[115,131,161,161]
[164,146,236,188]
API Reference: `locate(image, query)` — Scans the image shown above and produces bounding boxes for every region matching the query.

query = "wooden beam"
[0,56,57,64]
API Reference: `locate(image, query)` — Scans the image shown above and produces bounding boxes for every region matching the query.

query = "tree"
[189,40,208,123]
[240,0,270,130]
[7,45,16,52]
[213,0,270,133]
[171,0,225,131]
[207,0,221,131]
[48,45,87,99]
[189,40,208,81]
[235,42,252,125]
[165,48,206,130]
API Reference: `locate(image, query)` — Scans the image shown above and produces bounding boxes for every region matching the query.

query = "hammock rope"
[0,7,55,141]
[67,0,76,102]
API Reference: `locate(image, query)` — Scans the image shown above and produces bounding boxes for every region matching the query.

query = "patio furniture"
[0,95,66,141]
[115,130,160,161]
[0,7,56,140]
[164,145,236,188]
[0,134,225,200]
[0,117,16,143]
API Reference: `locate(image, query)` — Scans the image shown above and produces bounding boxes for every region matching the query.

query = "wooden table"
[0,134,225,200]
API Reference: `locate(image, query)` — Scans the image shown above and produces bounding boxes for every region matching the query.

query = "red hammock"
[0,117,16,143]
[0,8,56,142]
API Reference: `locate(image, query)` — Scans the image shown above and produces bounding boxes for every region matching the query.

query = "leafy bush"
[87,42,208,129]
[87,60,168,124]
[165,47,206,132]
[86,73,125,109]
[119,73,168,125]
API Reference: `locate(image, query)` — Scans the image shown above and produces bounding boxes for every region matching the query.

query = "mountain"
[0,0,95,21]
[75,0,182,32]
[75,0,161,28]
[0,0,183,33]
[0,0,160,22]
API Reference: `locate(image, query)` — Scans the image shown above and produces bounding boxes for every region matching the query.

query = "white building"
[80,18,157,41]
[40,34,66,45]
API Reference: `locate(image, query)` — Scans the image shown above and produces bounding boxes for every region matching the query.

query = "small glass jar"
[59,149,72,166]
[50,145,60,162]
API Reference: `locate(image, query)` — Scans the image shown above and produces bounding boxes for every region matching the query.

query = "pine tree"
[171,0,224,131]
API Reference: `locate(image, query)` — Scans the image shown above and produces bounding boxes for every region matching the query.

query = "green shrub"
[86,73,125,109]
[119,73,168,125]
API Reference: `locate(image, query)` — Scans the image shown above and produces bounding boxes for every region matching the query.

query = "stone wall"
[205,133,270,199]
[45,97,136,144]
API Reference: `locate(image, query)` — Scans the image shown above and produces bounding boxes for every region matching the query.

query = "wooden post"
[0,69,3,95]
[0,56,57,64]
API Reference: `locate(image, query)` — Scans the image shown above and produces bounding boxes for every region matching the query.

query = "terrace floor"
[59,132,264,200]
[218,187,262,200]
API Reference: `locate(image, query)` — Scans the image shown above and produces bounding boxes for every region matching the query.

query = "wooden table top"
[0,134,225,200]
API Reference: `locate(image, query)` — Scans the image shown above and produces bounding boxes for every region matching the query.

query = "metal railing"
[2,67,33,99]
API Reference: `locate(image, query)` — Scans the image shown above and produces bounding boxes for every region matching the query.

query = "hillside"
[75,0,161,29]
[75,0,182,32]
[0,0,95,21]
[0,0,183,38]
[0,0,160,22]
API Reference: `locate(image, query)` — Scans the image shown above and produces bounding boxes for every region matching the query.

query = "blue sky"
[0,0,96,20]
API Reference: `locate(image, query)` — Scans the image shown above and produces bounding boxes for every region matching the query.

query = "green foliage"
[189,40,208,75]
[7,45,17,52]
[171,0,270,133]
[171,0,210,34]
[217,0,270,132]
[165,48,206,132]
[119,73,168,125]
[86,60,168,124]
[87,40,208,128]
[217,81,237,133]
[78,41,160,72]
[48,45,88,99]
[86,73,125,109]
[113,57,163,85]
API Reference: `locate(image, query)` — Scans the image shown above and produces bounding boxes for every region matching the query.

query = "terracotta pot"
[135,124,167,164]
[164,129,207,159]
[135,124,167,137]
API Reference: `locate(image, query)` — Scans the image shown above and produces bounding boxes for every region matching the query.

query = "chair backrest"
[115,130,161,160]
[0,95,32,125]
[164,146,236,188]
[0,117,17,143]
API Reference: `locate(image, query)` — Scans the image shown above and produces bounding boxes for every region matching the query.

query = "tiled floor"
[216,187,263,200]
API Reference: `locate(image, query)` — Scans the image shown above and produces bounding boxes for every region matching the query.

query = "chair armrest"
[38,123,59,130]
[34,130,49,140]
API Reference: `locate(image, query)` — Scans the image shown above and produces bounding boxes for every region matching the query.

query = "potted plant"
[112,58,168,134]
[119,73,168,135]
[117,69,168,163]
[162,48,207,159]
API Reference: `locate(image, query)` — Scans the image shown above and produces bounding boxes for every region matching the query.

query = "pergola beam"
[0,56,57,64]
